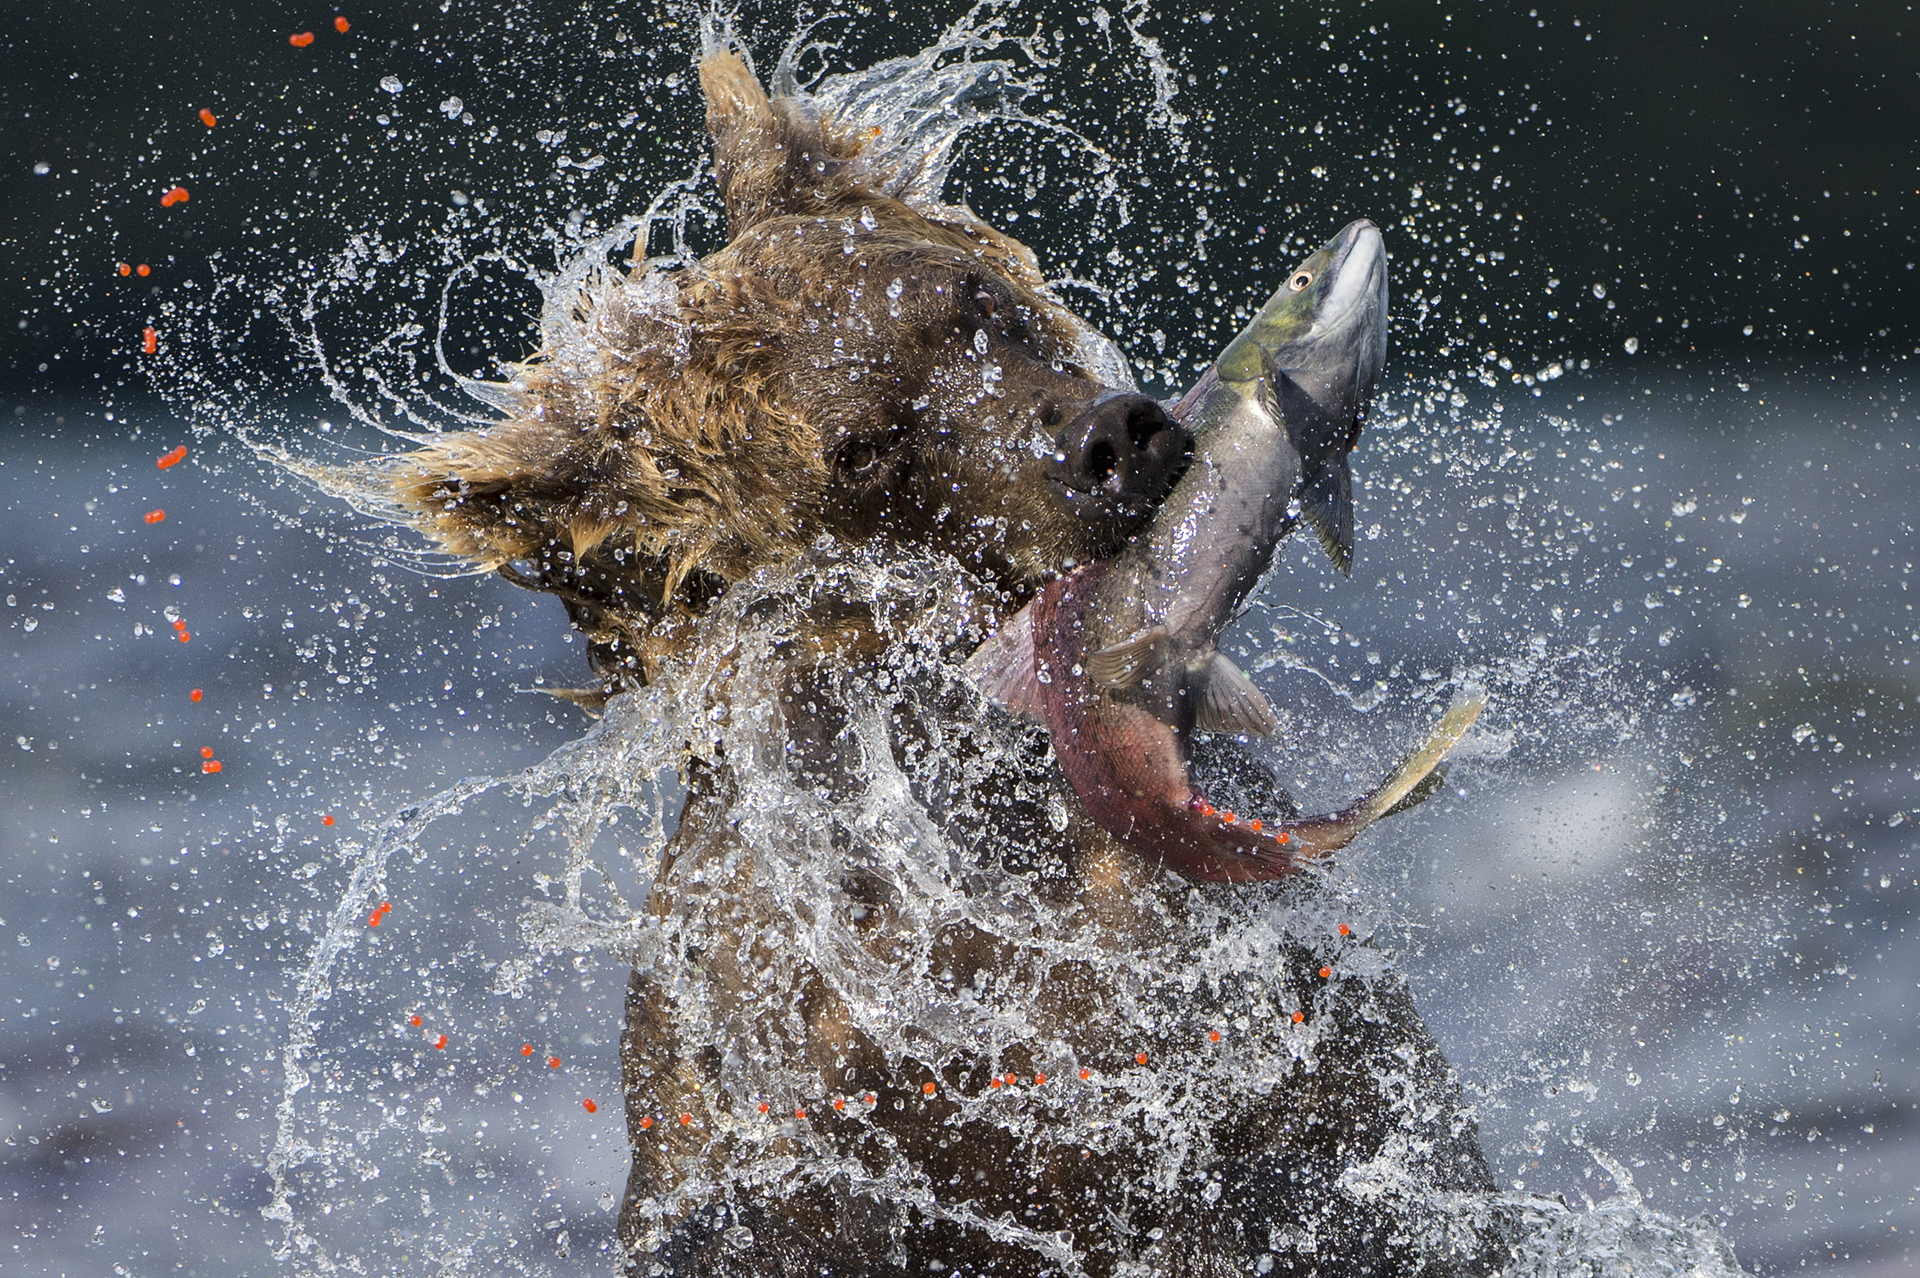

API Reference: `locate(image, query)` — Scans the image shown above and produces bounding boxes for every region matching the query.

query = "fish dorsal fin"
[1299,455,1355,576]
[965,603,1044,721]
[1195,651,1281,737]
[1087,626,1169,690]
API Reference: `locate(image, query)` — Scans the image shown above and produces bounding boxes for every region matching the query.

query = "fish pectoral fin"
[1087,626,1169,690]
[1299,457,1356,577]
[1195,652,1281,737]
[965,602,1045,721]
[1258,356,1357,577]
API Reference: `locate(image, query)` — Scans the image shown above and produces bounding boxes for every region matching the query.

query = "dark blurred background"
[3,0,1916,404]
[2,3,1918,1275]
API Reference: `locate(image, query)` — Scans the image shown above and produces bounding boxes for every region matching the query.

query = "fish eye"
[1288,270,1314,292]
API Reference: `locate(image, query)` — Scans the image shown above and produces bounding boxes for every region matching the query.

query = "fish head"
[1255,218,1388,426]
[1240,218,1389,573]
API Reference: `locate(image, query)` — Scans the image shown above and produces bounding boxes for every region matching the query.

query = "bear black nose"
[1052,393,1189,511]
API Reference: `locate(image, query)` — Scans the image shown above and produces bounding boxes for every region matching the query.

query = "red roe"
[521,1044,534,1057]
[582,1098,598,1113]
[201,759,221,773]
[145,509,166,524]
[157,445,187,468]
[189,688,203,702]
[160,186,189,207]
[289,31,315,47]
[433,1034,448,1049]
[117,263,132,276]
[199,108,217,128]
[136,263,151,277]
[547,1055,561,1069]
[333,16,350,33]
[321,814,334,826]
[409,1015,422,1027]
[142,327,158,355]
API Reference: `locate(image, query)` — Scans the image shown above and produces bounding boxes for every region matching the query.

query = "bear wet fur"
[389,51,1512,1277]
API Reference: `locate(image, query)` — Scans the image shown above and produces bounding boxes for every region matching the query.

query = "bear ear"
[699,51,879,239]
[699,52,783,237]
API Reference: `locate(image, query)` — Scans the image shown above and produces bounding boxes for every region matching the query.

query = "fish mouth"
[1308,219,1388,356]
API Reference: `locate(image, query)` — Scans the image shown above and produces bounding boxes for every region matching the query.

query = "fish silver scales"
[972,219,1484,882]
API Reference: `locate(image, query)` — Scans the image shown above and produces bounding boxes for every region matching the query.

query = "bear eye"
[973,288,997,318]
[836,435,892,480]
[1289,270,1314,292]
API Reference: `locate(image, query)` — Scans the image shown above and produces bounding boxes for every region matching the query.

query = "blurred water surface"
[1,368,1912,1274]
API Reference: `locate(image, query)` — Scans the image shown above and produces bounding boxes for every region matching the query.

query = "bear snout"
[1048,392,1191,526]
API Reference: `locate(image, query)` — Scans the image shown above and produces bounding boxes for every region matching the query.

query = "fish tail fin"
[1355,689,1486,826]
[1251,689,1486,862]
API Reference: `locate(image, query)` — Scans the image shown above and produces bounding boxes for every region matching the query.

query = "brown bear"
[387,50,1509,1278]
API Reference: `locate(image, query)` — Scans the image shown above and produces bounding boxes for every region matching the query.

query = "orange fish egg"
[1248,819,1263,832]
[1208,1029,1221,1043]
[921,1082,936,1095]
[177,631,192,643]
[1319,966,1332,979]
[189,688,203,702]
[172,618,187,631]
[831,1098,844,1111]
[378,902,390,914]
[1135,1051,1149,1065]
[1292,1011,1305,1023]
[142,327,158,354]
[1221,812,1236,825]
[160,186,189,207]
[582,1098,598,1113]
[367,910,381,927]
[321,814,334,826]
[640,1114,654,1129]
[409,1014,422,1026]
[1276,831,1290,844]
[794,1107,806,1119]
[199,108,217,128]
[1337,923,1351,936]
[521,1043,534,1056]
[1078,1067,1091,1080]
[200,746,213,758]
[679,1113,693,1126]
[547,1055,561,1068]
[1197,802,1215,816]
[136,264,151,277]
[118,263,131,276]
[433,1034,447,1049]
[334,16,350,33]
[157,445,187,468]
[289,31,315,47]
[757,1102,770,1114]
[990,1077,1002,1089]
[145,509,166,524]
[1032,1073,1046,1086]
[863,1092,876,1104]
[200,758,219,772]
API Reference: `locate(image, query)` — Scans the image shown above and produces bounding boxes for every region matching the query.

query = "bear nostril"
[1126,403,1169,453]
[1087,440,1118,484]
